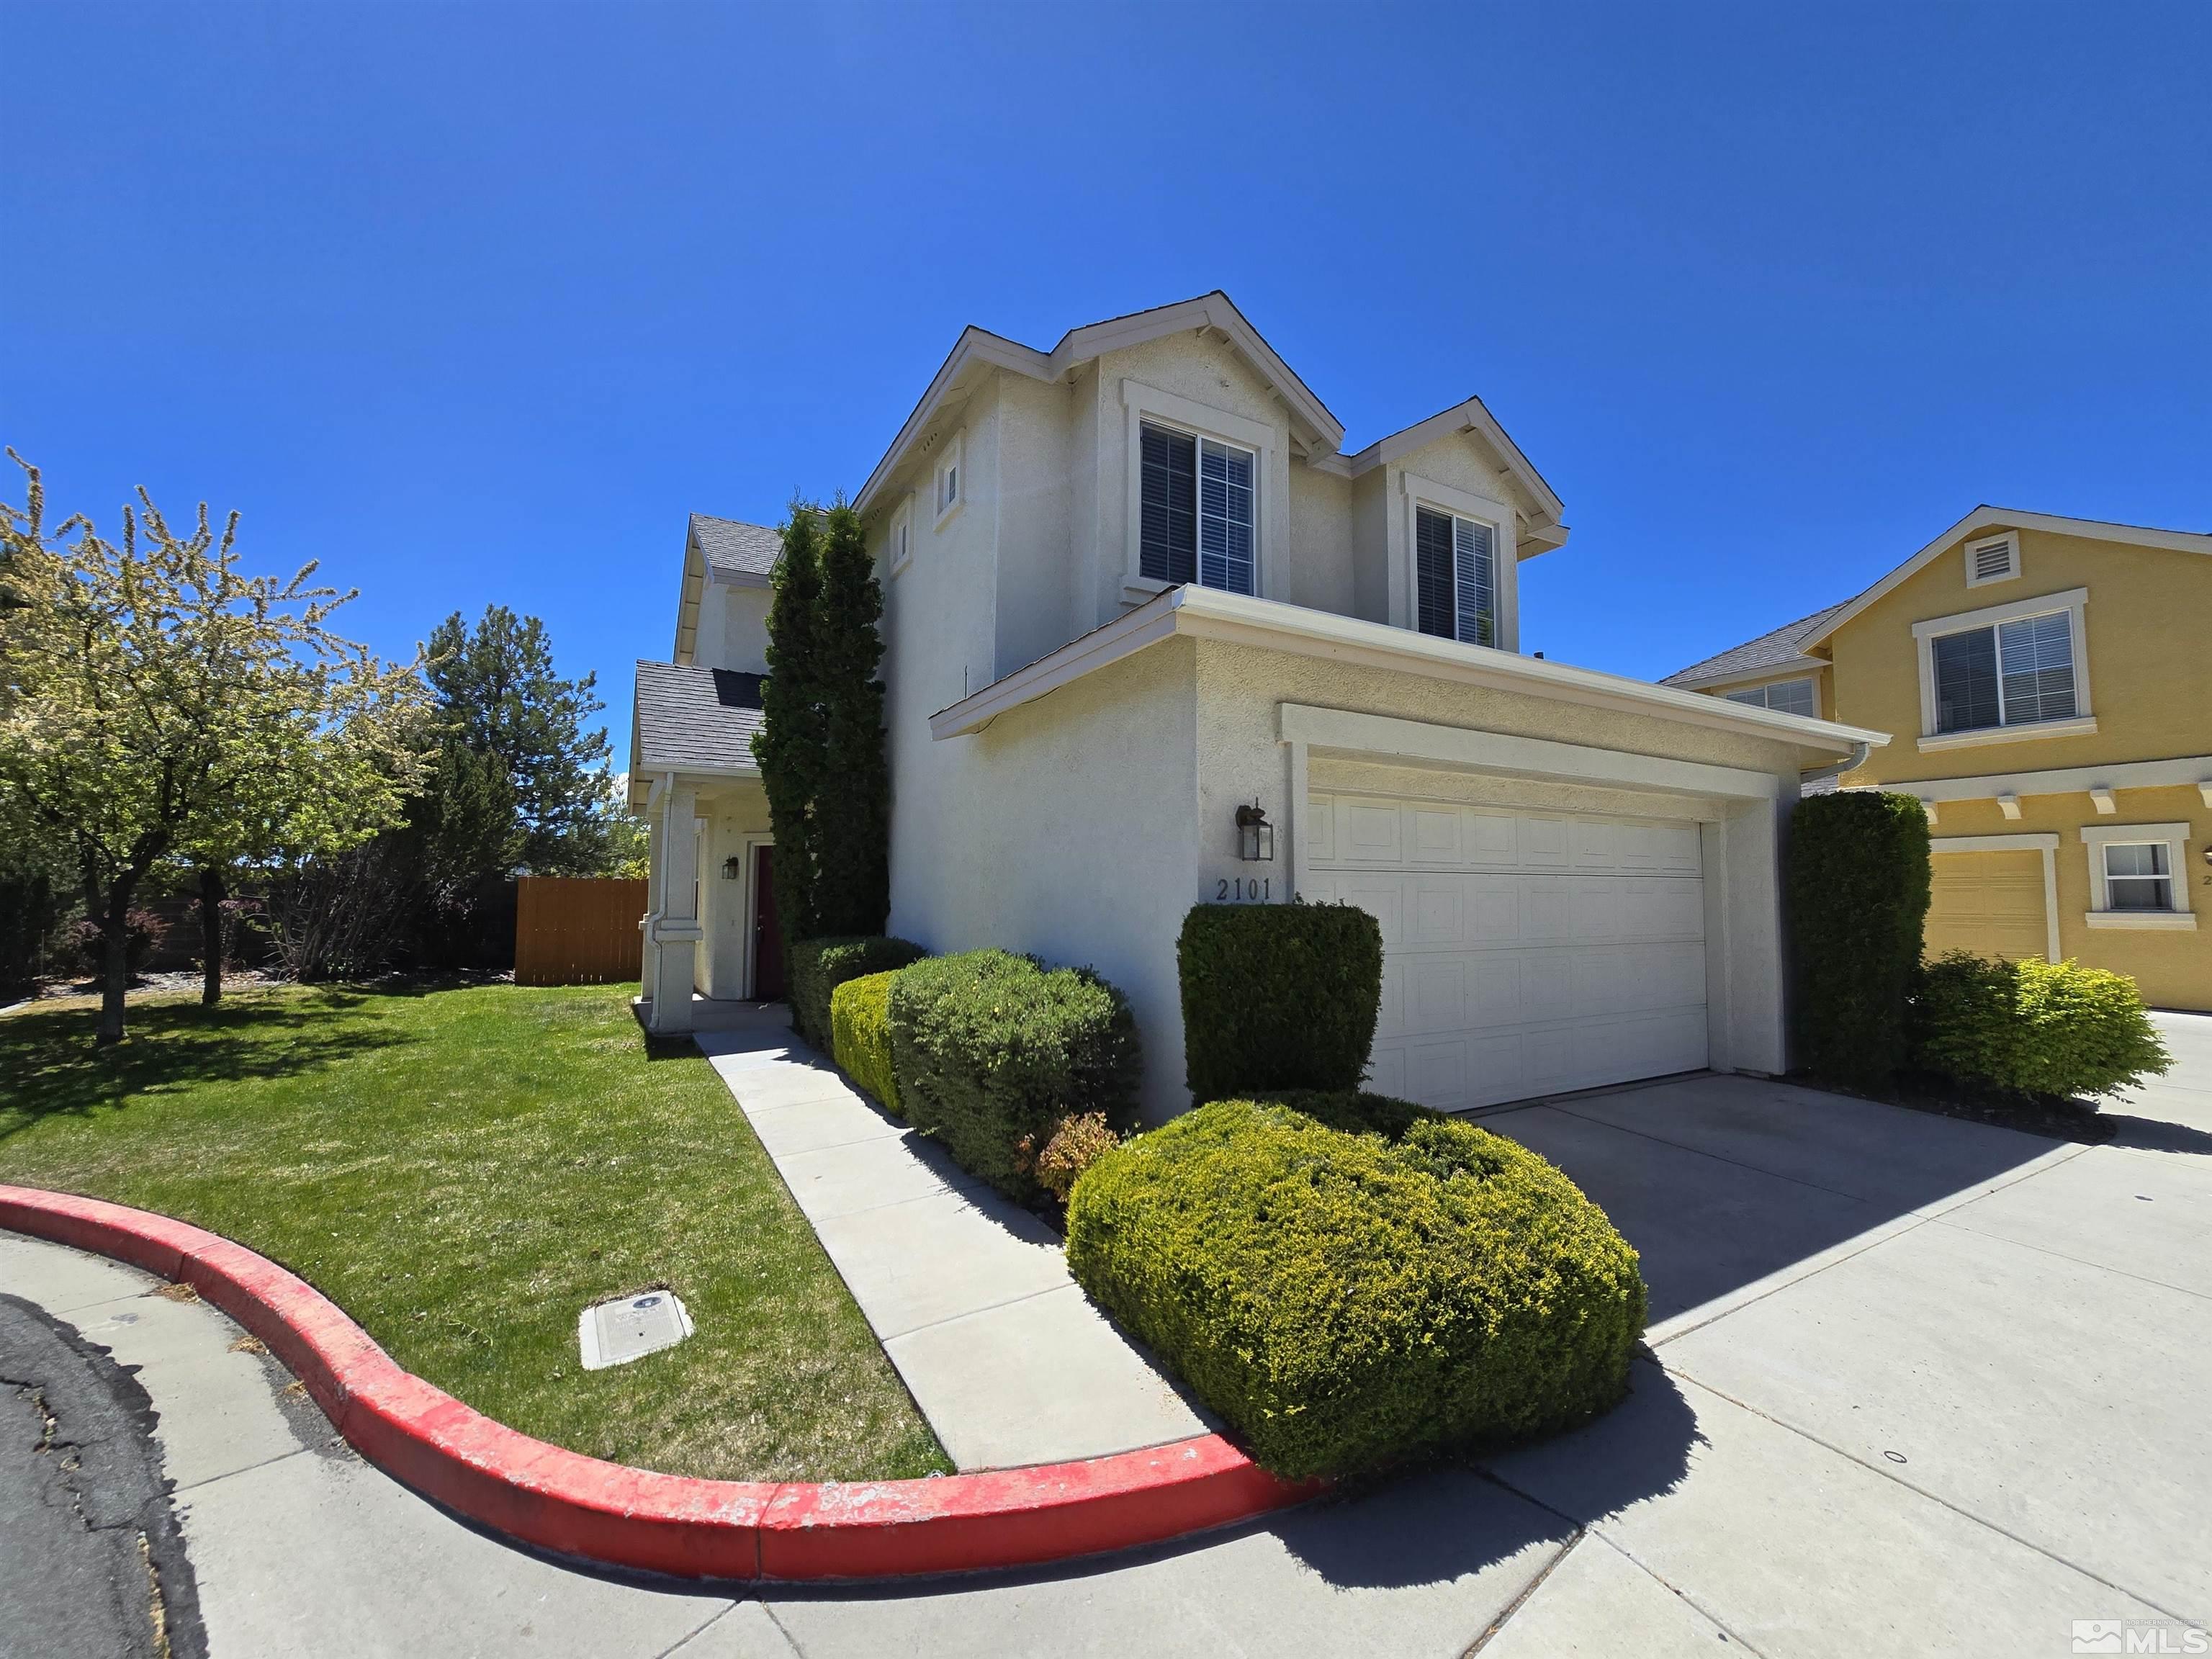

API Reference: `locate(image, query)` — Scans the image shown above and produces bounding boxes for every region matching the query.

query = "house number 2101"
[1215,877,1272,902]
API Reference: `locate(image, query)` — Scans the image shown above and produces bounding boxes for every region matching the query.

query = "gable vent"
[1966,532,2020,587]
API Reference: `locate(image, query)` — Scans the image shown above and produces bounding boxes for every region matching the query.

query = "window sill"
[2083,910,2196,931]
[1917,715,2098,753]
[932,498,964,533]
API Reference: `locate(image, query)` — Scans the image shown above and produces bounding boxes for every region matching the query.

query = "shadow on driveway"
[1473,1072,2066,1324]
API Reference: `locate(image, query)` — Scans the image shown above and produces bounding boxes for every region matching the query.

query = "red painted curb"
[0,1185,1318,1581]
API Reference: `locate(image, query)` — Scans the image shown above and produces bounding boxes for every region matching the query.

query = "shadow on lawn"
[0,992,415,1136]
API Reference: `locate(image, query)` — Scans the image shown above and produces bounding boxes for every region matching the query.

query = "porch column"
[643,775,703,1033]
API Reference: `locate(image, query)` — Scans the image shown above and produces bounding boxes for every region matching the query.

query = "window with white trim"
[1139,420,1255,594]
[933,432,963,526]
[1413,505,1495,647]
[888,501,912,576]
[1724,678,1816,717]
[1964,531,2020,588]
[2102,842,2174,912]
[1930,609,2077,734]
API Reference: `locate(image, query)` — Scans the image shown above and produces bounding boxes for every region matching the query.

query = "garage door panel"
[1926,850,2048,963]
[1310,791,1709,1111]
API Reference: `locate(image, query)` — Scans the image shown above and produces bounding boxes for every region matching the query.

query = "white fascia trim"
[1889,753,2212,805]
[858,292,1345,515]
[928,584,1889,754]
[706,565,772,590]
[1917,715,2100,754]
[1804,509,2212,651]
[631,758,760,782]
[1341,395,1568,529]
[1278,703,1788,802]
[1670,656,1830,693]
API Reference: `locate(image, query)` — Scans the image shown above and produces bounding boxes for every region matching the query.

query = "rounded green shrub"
[1178,903,1384,1103]
[1065,1097,1646,1480]
[1915,952,2172,1100]
[788,935,925,1050]
[830,969,902,1115]
[888,950,1141,1201]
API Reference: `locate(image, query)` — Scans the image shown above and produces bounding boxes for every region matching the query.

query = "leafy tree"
[422,606,611,876]
[0,452,429,1043]
[754,505,824,953]
[601,774,650,879]
[811,500,889,935]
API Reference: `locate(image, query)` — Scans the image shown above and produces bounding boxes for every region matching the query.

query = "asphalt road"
[0,1293,207,1659]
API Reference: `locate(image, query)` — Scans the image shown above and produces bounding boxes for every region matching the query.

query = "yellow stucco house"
[1666,509,2212,1012]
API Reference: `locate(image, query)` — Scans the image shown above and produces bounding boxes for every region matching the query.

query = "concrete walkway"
[694,1025,1208,1471]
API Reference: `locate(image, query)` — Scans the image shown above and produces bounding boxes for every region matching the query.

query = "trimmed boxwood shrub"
[830,970,903,1115]
[1915,952,2171,1100]
[1178,902,1384,1102]
[1066,1096,1645,1480]
[788,935,925,1050]
[888,950,1141,1201]
[1788,791,1931,1088]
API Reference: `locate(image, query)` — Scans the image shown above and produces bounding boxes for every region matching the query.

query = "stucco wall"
[693,583,771,676]
[1837,528,2212,788]
[886,637,1202,1119]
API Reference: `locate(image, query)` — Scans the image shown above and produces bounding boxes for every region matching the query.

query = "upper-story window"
[888,500,913,576]
[933,432,963,528]
[1414,507,1494,647]
[1931,610,2076,733]
[1140,421,1254,595]
[1724,678,1816,718]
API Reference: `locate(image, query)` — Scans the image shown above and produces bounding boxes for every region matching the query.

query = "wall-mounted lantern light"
[1235,801,1274,863]
[721,855,744,881]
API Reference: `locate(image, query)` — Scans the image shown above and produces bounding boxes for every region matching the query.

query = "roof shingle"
[633,660,765,773]
[1662,600,1851,687]
[688,514,781,581]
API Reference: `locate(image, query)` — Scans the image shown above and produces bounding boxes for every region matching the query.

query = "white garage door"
[1305,791,1709,1110]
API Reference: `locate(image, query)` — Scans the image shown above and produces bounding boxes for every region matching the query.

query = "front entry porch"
[635,768,777,1035]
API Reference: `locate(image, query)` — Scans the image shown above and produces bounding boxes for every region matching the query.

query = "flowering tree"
[0,451,430,1043]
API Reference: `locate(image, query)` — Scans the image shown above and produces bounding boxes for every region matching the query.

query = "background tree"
[753,505,824,954]
[0,452,429,1043]
[811,500,889,935]
[423,606,611,875]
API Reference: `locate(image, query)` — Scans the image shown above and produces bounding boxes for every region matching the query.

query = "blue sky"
[4,2,2206,773]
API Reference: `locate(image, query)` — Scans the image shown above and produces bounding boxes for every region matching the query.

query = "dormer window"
[1140,421,1255,595]
[1415,506,1495,647]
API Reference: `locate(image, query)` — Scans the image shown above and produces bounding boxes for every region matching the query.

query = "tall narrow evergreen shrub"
[810,502,889,937]
[1787,791,1932,1087]
[753,506,824,957]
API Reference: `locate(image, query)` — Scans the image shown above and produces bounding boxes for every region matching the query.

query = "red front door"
[752,847,786,1001]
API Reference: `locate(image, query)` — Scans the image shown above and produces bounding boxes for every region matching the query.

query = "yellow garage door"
[1926,851,2049,962]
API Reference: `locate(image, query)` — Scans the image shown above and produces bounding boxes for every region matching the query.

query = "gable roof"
[1797,506,2212,652]
[1663,601,1851,688]
[851,292,1564,546]
[688,514,780,583]
[1665,507,2212,690]
[631,660,765,777]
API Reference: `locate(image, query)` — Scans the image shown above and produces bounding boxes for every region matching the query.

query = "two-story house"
[1667,509,2212,1012]
[632,293,1884,1118]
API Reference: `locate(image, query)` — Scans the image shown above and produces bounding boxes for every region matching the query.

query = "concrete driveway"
[5,1063,2208,1657]
[2105,1010,2212,1142]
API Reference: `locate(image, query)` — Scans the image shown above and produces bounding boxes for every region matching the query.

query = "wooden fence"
[513,877,649,986]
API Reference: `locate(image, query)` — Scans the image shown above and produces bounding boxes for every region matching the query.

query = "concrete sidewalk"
[695,1025,1208,1470]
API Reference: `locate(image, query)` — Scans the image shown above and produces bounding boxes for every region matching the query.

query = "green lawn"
[0,981,951,1483]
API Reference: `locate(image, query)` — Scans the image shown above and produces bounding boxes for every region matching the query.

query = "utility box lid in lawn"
[578,1290,694,1371]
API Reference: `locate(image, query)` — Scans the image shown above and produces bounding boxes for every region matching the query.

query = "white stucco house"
[631,292,1889,1120]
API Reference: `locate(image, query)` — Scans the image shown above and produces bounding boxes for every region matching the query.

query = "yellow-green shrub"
[1065,1096,1645,1480]
[830,970,902,1115]
[1914,953,2171,1100]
